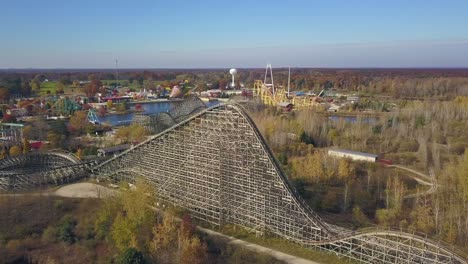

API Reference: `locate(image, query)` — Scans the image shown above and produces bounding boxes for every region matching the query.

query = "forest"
[1,68,468,101]
[248,96,468,254]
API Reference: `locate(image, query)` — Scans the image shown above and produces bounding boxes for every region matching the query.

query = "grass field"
[101,80,166,90]
[39,82,86,96]
[39,81,57,95]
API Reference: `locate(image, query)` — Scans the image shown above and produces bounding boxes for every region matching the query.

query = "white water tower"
[229,68,237,88]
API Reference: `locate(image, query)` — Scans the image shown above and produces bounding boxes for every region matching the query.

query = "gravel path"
[54,182,116,198]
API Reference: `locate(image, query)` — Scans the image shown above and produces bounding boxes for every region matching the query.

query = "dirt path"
[386,164,438,198]
[54,182,116,198]
[200,228,321,264]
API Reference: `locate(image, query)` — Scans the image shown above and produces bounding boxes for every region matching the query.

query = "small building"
[6,108,27,117]
[327,103,341,112]
[328,149,378,162]
[97,144,131,157]
[346,96,360,103]
[278,102,294,112]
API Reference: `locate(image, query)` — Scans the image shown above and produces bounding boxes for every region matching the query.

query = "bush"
[118,248,146,264]
[352,206,370,226]
[42,226,57,243]
[57,215,77,244]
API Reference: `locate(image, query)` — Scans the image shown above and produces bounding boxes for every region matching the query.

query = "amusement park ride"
[1,97,466,264]
[253,65,323,109]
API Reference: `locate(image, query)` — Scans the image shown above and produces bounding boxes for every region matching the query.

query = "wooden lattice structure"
[1,99,466,263]
[93,102,466,264]
[253,80,318,109]
[0,151,93,191]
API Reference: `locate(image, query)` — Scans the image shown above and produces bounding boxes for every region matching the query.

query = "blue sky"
[1,0,468,68]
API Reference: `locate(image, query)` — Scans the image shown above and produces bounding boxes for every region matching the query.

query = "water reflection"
[99,100,219,126]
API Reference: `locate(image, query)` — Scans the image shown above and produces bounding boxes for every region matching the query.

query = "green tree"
[94,197,121,240]
[111,180,155,251]
[352,206,369,226]
[106,100,113,110]
[57,215,77,244]
[116,101,127,112]
[117,248,146,264]
[31,79,41,92]
[375,209,398,227]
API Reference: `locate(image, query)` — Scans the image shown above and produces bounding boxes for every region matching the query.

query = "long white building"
[328,149,378,162]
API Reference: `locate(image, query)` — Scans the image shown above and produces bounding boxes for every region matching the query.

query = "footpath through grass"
[212,224,359,264]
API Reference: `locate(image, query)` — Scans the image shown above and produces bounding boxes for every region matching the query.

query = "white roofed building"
[328,149,378,162]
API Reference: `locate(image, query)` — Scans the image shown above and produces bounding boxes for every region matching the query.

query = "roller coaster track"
[0,100,466,263]
[0,151,93,191]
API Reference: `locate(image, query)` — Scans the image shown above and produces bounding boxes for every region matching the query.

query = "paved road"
[11,182,321,264]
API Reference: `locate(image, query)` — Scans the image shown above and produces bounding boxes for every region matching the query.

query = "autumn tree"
[106,100,113,110]
[22,138,30,154]
[9,146,22,156]
[150,212,178,262]
[84,80,103,97]
[409,199,435,234]
[47,131,66,149]
[76,148,83,160]
[68,111,89,134]
[116,124,148,143]
[111,179,155,252]
[179,214,196,240]
[56,82,65,94]
[385,176,406,212]
[0,147,6,159]
[338,159,355,212]
[0,88,10,102]
[179,236,207,264]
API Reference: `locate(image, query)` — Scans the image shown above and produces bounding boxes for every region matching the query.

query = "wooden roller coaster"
[1,97,466,263]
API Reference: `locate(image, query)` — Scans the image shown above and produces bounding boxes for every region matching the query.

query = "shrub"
[57,215,77,244]
[42,226,57,243]
[118,248,146,264]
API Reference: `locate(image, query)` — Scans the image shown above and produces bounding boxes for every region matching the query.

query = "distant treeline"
[1,68,468,99]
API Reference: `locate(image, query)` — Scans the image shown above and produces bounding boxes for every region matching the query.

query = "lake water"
[99,100,219,126]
